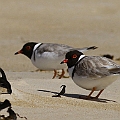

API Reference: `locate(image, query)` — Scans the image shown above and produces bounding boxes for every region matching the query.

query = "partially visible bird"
[61,50,120,99]
[0,68,12,94]
[0,99,11,111]
[14,42,97,79]
[52,85,66,97]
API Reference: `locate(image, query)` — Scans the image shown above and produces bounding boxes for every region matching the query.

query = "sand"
[0,0,120,120]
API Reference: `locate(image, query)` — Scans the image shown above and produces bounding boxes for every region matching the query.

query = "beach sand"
[0,0,120,119]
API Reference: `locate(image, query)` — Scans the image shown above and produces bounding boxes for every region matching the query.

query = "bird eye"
[26,46,31,51]
[72,54,77,58]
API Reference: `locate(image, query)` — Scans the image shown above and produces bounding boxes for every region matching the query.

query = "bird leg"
[87,87,96,99]
[79,88,104,100]
[58,69,65,79]
[95,89,104,99]
[57,69,69,78]
[52,70,57,79]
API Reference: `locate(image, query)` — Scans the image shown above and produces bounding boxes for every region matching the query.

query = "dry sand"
[0,0,120,120]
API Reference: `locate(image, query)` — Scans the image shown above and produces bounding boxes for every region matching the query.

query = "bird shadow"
[0,93,10,94]
[37,89,117,103]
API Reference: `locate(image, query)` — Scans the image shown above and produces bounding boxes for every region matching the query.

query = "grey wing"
[36,43,73,57]
[75,56,120,79]
[36,44,97,57]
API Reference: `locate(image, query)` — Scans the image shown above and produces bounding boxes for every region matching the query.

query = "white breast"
[31,45,66,70]
[72,73,119,91]
[68,63,119,91]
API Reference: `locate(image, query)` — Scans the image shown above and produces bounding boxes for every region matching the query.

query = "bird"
[0,68,12,94]
[0,99,11,111]
[61,50,120,99]
[14,42,97,79]
[52,85,66,97]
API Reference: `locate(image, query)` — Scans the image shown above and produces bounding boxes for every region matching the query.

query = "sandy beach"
[0,0,120,120]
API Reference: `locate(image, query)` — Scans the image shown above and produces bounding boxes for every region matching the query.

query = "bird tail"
[109,68,120,74]
[72,46,98,53]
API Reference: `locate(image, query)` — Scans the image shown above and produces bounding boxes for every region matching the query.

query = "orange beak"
[14,50,23,55]
[60,59,68,64]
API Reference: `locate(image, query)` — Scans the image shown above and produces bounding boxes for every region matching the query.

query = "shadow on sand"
[37,89,117,103]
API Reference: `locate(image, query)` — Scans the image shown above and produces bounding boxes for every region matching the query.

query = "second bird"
[15,42,97,79]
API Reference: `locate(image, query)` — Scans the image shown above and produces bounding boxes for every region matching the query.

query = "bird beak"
[14,50,23,55]
[60,59,68,64]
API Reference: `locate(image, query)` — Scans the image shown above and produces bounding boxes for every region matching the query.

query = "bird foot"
[79,95,99,100]
[57,74,69,78]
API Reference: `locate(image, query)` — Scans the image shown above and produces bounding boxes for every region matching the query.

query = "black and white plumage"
[15,42,97,79]
[61,50,120,99]
[52,85,66,97]
[0,68,12,94]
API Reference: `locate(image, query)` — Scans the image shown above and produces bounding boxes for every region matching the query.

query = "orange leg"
[52,70,57,79]
[87,87,96,99]
[58,69,65,79]
[95,89,104,99]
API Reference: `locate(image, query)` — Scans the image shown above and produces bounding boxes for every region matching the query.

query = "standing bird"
[14,42,97,79]
[61,50,120,99]
[52,85,66,97]
[0,68,12,94]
